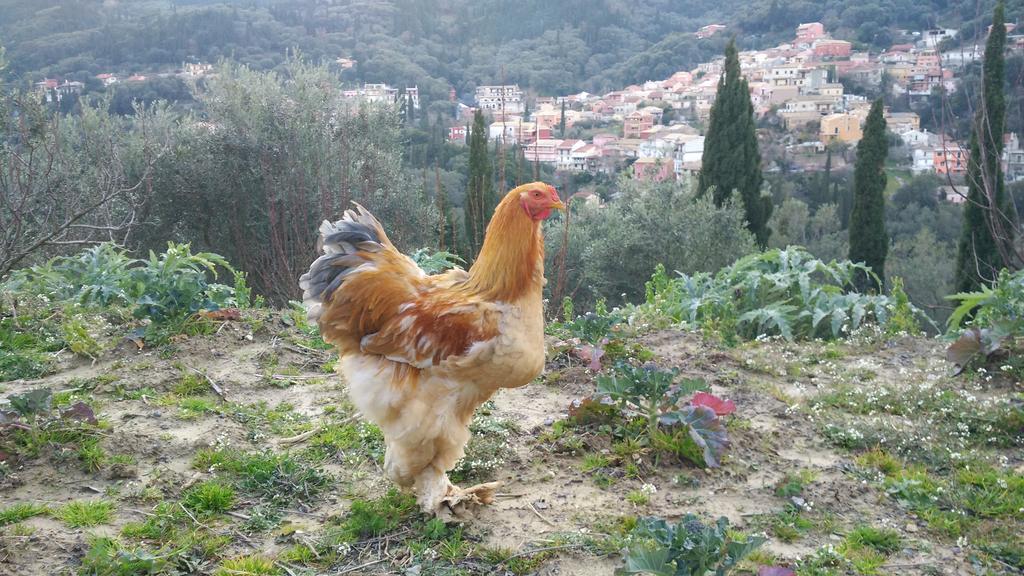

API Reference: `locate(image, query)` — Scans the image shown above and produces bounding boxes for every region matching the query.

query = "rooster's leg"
[413,464,454,515]
[412,466,502,521]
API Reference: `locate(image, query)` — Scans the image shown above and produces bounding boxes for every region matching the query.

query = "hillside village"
[425,21,1024,198]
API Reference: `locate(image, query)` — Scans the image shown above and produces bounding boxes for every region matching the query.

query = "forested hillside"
[1,0,1020,103]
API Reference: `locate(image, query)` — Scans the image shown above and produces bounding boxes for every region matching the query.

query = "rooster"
[300,182,564,518]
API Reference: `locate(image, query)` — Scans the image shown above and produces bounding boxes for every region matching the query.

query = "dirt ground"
[0,313,1019,575]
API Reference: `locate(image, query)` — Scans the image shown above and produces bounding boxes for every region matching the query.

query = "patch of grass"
[177,396,218,419]
[232,451,331,505]
[625,490,650,506]
[172,373,208,397]
[758,505,813,543]
[120,501,182,541]
[304,420,384,463]
[215,555,280,576]
[228,400,309,438]
[193,447,236,470]
[775,469,818,498]
[845,525,902,555]
[56,499,114,527]
[0,502,48,526]
[279,544,317,564]
[477,545,552,575]
[78,437,107,473]
[839,525,901,575]
[581,453,611,473]
[239,504,282,533]
[855,448,903,476]
[182,481,236,515]
[337,489,418,540]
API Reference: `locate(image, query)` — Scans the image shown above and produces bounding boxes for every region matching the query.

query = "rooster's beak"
[549,200,566,211]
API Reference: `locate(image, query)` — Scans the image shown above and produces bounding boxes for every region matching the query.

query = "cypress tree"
[465,110,494,259]
[954,0,1011,292]
[818,148,832,208]
[558,99,567,138]
[699,38,771,246]
[848,98,889,292]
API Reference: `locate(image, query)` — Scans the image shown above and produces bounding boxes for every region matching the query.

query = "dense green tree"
[544,177,757,309]
[698,38,771,247]
[848,98,889,292]
[954,0,1013,292]
[464,110,494,259]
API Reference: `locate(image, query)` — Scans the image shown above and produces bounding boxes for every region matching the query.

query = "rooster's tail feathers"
[299,204,389,322]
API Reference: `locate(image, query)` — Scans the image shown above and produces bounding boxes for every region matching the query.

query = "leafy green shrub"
[620,515,766,576]
[946,268,1024,371]
[4,244,137,307]
[81,536,171,576]
[640,247,927,343]
[0,243,241,371]
[5,242,237,322]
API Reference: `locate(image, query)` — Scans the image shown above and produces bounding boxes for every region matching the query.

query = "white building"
[475,85,524,115]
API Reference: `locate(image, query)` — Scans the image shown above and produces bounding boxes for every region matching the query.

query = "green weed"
[182,481,236,515]
[0,503,48,526]
[56,499,114,527]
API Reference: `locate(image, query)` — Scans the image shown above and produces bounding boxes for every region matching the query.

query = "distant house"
[523,139,563,164]
[796,22,826,44]
[697,24,727,39]
[556,139,585,170]
[921,28,957,48]
[632,157,675,182]
[570,144,601,172]
[885,111,921,134]
[447,125,469,144]
[911,148,935,173]
[813,39,852,59]
[570,190,601,207]
[938,185,966,204]
[899,129,939,148]
[341,83,419,110]
[820,113,863,144]
[95,73,118,86]
[934,143,969,175]
[623,111,655,139]
[475,85,524,115]
[1004,133,1024,182]
[36,78,83,103]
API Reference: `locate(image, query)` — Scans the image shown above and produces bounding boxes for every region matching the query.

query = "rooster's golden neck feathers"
[465,182,557,302]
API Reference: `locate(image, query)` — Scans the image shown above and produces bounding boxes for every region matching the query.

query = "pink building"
[814,40,852,58]
[623,111,655,139]
[796,22,825,44]
[632,157,675,182]
[934,143,969,175]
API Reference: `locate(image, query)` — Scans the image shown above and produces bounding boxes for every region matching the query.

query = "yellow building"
[820,113,863,144]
